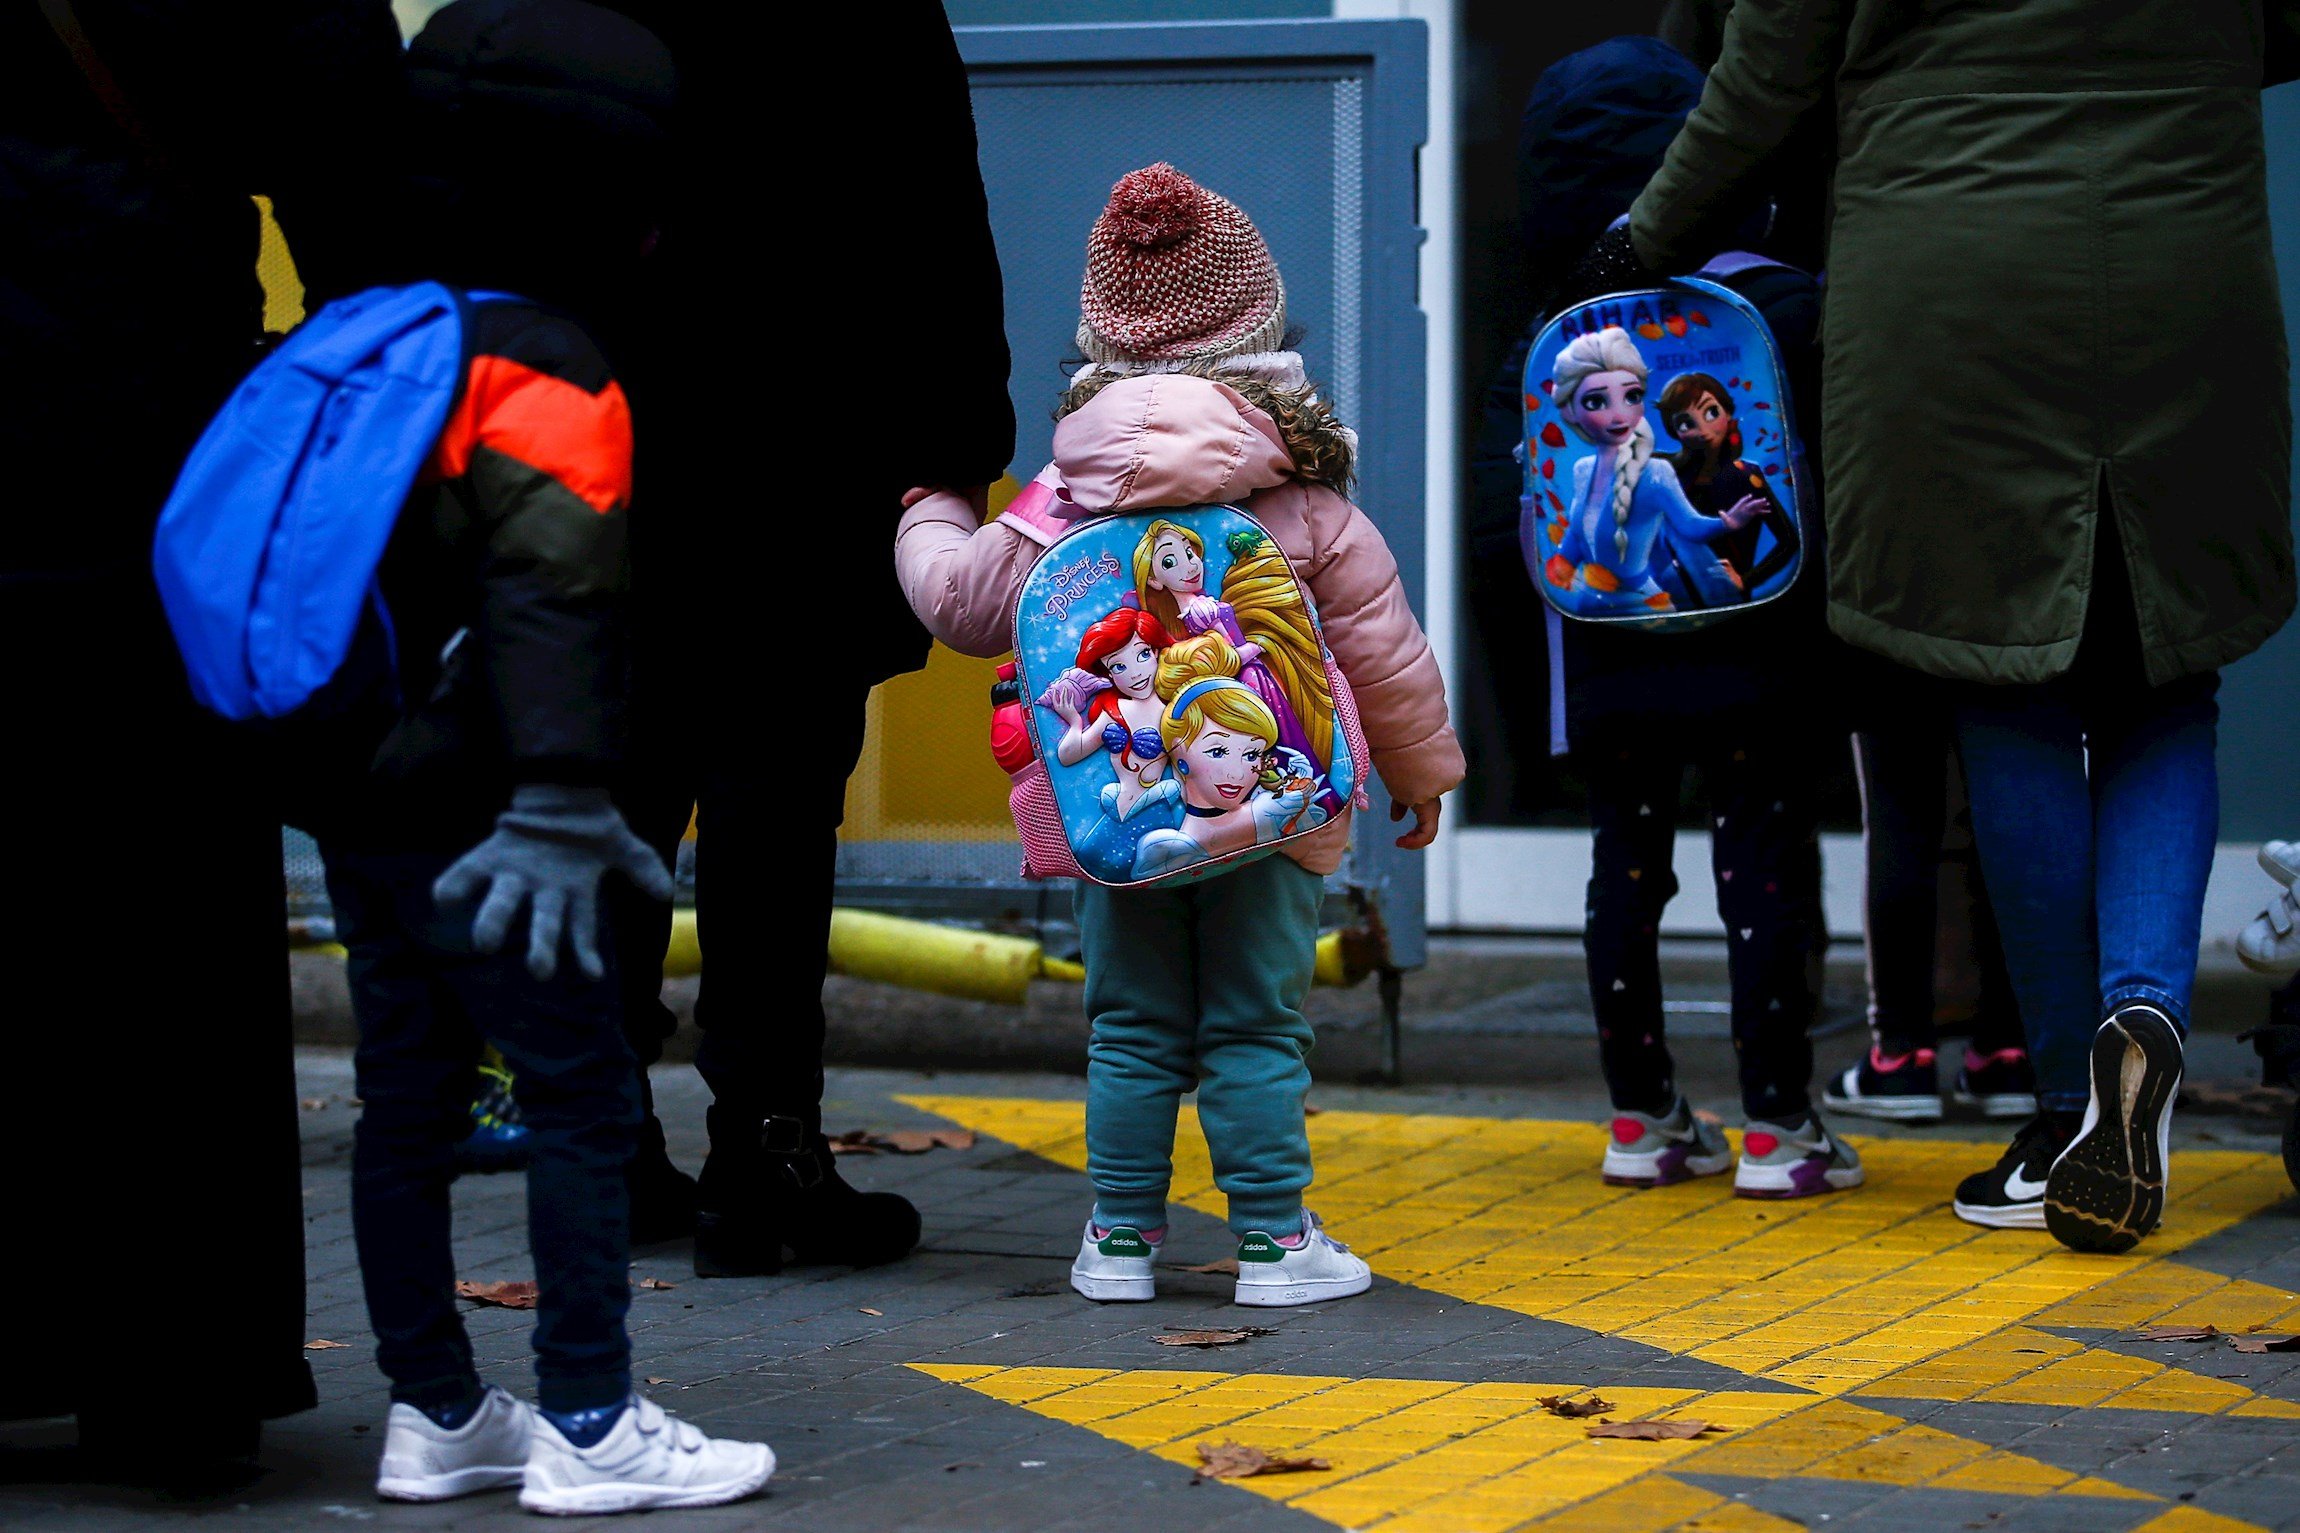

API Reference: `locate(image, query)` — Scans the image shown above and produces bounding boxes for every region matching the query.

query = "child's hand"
[1390,796,1442,850]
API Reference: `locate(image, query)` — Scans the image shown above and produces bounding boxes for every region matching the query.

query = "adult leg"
[1707,733,1825,1123]
[1078,881,1201,1234]
[1190,857,1324,1237]
[689,663,917,1274]
[1581,737,1685,1114]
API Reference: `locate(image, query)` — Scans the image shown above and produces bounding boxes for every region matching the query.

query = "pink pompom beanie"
[1075,163,1288,366]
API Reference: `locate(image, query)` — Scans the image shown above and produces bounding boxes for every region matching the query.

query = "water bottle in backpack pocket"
[1006,501,1369,889]
[1523,259,1809,631]
[151,282,511,723]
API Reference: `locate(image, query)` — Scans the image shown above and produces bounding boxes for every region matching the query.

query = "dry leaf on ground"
[828,1128,978,1155]
[2138,1324,2222,1341]
[1195,1441,1330,1479]
[1537,1394,1615,1419]
[1154,1326,1277,1349]
[2232,1334,2300,1353]
[859,1307,884,1316]
[635,1277,677,1291]
[1585,1418,1722,1441]
[644,1377,670,1386]
[1174,1258,1240,1276]
[300,1097,328,1111]
[457,1279,539,1311]
[304,1339,348,1351]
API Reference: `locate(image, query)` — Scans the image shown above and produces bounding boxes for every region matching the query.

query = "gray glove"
[432,784,674,981]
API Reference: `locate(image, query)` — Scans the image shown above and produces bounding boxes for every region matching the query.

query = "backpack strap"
[996,465,1077,548]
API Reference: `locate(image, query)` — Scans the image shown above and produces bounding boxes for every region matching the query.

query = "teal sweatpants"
[1076,853,1324,1238]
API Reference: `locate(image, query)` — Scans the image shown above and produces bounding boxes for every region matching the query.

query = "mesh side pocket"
[1324,653,1374,812]
[1009,762,1086,881]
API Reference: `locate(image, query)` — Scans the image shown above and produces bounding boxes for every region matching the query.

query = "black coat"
[0,0,406,1432]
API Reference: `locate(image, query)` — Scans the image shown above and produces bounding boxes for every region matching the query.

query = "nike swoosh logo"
[2005,1167,2049,1200]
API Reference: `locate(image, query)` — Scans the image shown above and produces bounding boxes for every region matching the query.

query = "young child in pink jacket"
[897,164,1463,1307]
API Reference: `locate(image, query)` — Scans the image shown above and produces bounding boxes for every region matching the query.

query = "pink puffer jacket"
[895,372,1463,875]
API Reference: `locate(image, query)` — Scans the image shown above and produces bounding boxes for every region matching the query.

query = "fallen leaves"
[2128,1323,2300,1355]
[1195,1441,1330,1480]
[1174,1258,1241,1276]
[304,1339,349,1351]
[456,1279,539,1310]
[2231,1335,2300,1354]
[1153,1325,1277,1349]
[635,1277,678,1291]
[1536,1394,1615,1419]
[859,1307,884,1317]
[1585,1418,1724,1441]
[644,1376,671,1386]
[2138,1324,2222,1342]
[827,1128,977,1156]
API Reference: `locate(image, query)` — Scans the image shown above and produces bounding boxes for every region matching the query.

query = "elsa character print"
[1131,634,1329,881]
[1036,606,1183,877]
[1134,519,1340,812]
[1542,327,1759,615]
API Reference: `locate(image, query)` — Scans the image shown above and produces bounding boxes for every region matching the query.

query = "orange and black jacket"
[308,298,634,846]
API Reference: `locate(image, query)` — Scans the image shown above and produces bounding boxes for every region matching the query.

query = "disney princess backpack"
[1522,253,1810,631]
[996,475,1369,889]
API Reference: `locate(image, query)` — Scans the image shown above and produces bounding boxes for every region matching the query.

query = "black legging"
[1852,728,2023,1060]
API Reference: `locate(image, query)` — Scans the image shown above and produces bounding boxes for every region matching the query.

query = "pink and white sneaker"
[1734,1112,1864,1199]
[1601,1099,1732,1187]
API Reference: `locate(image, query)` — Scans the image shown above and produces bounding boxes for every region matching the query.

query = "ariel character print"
[1130,633,1329,881]
[1035,607,1183,873]
[1547,327,1758,615]
[1657,371,1798,597]
[1133,519,1340,814]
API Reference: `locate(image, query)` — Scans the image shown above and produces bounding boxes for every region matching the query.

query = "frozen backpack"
[998,475,1369,888]
[153,282,508,720]
[1521,253,1809,631]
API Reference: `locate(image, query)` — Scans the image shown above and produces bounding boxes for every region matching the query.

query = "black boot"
[692,1110,921,1277]
[629,1140,699,1246]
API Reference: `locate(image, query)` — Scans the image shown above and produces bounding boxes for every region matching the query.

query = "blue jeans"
[325,845,641,1414]
[1076,854,1325,1238]
[1956,674,2219,1113]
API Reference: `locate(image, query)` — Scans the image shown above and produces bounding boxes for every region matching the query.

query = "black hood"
[405,0,676,305]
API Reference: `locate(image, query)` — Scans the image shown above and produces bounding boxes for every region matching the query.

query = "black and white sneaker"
[1950,1114,2073,1230]
[1951,1045,2040,1120]
[1823,1046,1943,1123]
[2045,1004,2185,1254]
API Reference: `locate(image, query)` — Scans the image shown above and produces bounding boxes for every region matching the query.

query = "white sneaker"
[376,1385,532,1502]
[1233,1211,1372,1307]
[1069,1219,1161,1302]
[2239,888,2300,976]
[519,1394,774,1516]
[1734,1111,1864,1199]
[1601,1097,1734,1186]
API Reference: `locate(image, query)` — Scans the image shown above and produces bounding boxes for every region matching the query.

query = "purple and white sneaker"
[1601,1099,1732,1188]
[1734,1112,1864,1199]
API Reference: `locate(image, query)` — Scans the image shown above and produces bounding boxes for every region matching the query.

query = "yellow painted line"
[903,1095,2297,1415]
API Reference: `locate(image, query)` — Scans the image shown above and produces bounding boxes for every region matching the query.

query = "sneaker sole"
[1952,1088,2040,1120]
[1233,1271,1373,1307]
[1599,1147,1732,1188]
[1070,1270,1155,1302]
[518,1448,775,1516]
[1950,1197,2046,1230]
[2045,1012,2181,1255]
[1735,1161,1864,1199]
[377,1464,526,1502]
[1821,1088,1944,1123]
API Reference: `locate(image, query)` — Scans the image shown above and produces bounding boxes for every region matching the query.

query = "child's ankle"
[398,1378,486,1431]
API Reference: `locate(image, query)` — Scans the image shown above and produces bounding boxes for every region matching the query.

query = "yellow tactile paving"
[903,1096,2294,1530]
[904,1095,2296,1412]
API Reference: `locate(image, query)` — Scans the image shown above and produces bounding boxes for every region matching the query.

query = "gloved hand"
[432,784,675,982]
[1561,222,1661,304]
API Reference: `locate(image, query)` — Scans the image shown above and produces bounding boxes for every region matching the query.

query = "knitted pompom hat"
[1076,163,1288,365]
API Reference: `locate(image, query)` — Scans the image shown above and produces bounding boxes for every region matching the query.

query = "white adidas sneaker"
[375,1385,532,1503]
[519,1394,774,1516]
[1233,1211,1372,1307]
[1070,1219,1162,1302]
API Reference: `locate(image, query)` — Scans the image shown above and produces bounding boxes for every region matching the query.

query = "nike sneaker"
[1600,1098,1733,1187]
[1952,1045,2039,1119]
[1950,1113,2072,1230]
[2046,1003,2184,1254]
[1734,1112,1864,1199]
[1823,1046,1943,1123]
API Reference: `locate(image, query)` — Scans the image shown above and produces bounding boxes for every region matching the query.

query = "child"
[897,163,1462,1305]
[307,0,770,1511]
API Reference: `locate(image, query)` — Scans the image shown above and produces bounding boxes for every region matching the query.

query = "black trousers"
[0,578,313,1429]
[617,666,875,1139]
[1851,728,2023,1060]
[1583,727,1826,1121]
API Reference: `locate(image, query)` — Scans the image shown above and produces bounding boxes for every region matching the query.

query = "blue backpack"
[152,283,505,720]
[1521,253,1810,632]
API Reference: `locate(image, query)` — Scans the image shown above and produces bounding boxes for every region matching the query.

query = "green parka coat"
[1631,0,2300,685]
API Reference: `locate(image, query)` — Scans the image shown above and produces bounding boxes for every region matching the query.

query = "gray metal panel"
[955,18,1433,962]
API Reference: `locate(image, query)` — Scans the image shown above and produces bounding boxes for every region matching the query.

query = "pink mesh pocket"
[1324,653,1374,812]
[1009,761,1085,881]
